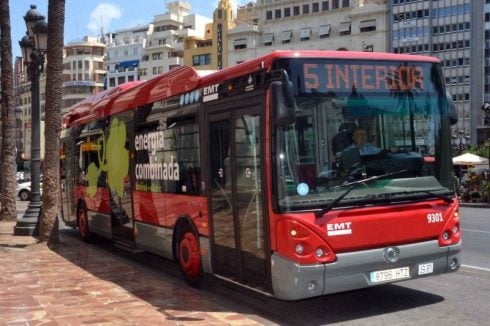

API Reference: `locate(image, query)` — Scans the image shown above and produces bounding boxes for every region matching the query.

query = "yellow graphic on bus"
[85,118,129,198]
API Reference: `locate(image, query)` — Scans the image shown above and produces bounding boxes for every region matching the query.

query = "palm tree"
[38,0,65,246]
[0,0,18,221]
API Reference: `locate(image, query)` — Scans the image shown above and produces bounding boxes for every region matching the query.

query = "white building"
[139,1,212,79]
[106,25,149,88]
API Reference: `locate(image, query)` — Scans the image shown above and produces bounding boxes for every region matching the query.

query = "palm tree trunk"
[0,0,19,221]
[38,0,65,246]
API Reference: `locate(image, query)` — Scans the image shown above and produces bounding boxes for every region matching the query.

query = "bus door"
[108,112,135,243]
[207,104,270,292]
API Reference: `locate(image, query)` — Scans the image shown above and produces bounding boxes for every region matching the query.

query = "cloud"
[87,3,122,35]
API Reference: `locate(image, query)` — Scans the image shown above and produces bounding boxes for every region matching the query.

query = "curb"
[459,202,490,208]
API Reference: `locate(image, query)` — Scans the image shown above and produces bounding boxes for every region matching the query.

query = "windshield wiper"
[315,170,407,218]
[415,190,454,204]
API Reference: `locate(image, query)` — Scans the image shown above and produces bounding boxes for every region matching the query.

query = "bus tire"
[77,205,92,243]
[178,224,203,288]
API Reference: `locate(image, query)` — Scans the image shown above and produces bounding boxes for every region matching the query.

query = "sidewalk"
[0,220,266,325]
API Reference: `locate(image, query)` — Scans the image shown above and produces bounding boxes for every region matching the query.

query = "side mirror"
[271,71,296,126]
[446,90,457,126]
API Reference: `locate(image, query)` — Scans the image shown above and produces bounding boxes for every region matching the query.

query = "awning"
[339,22,351,33]
[281,30,292,42]
[319,24,331,36]
[359,19,376,29]
[233,38,247,46]
[453,153,489,165]
[300,28,311,39]
[262,33,274,44]
[117,60,139,69]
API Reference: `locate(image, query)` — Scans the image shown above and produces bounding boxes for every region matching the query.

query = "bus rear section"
[268,53,461,300]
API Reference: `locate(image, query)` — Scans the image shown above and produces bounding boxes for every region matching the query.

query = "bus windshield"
[274,58,454,212]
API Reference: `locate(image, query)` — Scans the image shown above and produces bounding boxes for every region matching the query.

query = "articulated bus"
[60,51,461,300]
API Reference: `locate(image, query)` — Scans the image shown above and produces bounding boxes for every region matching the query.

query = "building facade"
[183,0,236,70]
[105,25,149,88]
[227,0,388,66]
[139,1,211,80]
[62,36,106,113]
[389,0,485,145]
[14,56,46,161]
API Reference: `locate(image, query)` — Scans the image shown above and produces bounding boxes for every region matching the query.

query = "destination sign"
[303,63,425,93]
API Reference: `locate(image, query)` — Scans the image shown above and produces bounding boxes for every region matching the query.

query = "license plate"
[370,266,410,284]
[418,262,434,275]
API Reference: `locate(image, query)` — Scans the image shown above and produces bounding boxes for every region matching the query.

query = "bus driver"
[346,128,380,155]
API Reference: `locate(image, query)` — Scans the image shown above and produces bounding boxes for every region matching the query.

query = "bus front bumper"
[271,239,461,301]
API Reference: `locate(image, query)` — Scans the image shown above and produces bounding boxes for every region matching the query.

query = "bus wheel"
[178,225,203,287]
[77,206,92,242]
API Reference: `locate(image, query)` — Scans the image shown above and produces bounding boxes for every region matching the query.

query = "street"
[10,201,490,324]
[460,207,490,270]
[51,205,489,325]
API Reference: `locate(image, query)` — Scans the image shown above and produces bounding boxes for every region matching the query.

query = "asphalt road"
[460,206,490,270]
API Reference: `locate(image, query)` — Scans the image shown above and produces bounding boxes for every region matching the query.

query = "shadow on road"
[57,229,444,325]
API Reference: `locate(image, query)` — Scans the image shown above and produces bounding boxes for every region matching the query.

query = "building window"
[275,9,282,19]
[281,30,293,44]
[300,28,311,41]
[322,1,329,11]
[266,10,272,20]
[284,7,291,17]
[319,24,331,38]
[359,19,376,33]
[293,6,300,16]
[332,0,339,9]
[192,54,211,66]
[339,21,351,36]
[233,38,247,50]
[303,4,310,14]
[313,2,320,12]
[152,52,163,60]
[342,0,349,8]
[263,33,274,46]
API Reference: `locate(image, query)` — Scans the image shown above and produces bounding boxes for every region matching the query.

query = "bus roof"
[63,50,440,128]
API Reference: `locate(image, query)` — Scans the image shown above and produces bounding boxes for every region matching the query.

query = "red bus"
[60,51,461,300]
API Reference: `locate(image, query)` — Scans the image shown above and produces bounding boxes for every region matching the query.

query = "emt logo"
[327,222,352,236]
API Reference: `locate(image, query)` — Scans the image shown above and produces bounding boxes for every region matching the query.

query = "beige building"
[228,0,388,66]
[15,57,46,161]
[62,37,106,113]
[183,0,236,70]
[184,0,388,70]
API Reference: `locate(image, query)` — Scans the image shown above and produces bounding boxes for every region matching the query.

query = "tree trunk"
[38,0,65,247]
[0,0,19,221]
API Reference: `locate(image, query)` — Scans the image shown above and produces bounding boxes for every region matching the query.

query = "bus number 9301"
[427,212,443,223]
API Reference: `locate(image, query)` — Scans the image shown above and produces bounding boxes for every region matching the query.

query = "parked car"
[16,180,42,201]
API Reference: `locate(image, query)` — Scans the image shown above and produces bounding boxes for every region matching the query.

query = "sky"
[10,0,253,58]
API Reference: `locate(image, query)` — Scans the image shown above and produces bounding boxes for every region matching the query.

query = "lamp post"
[14,5,47,236]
